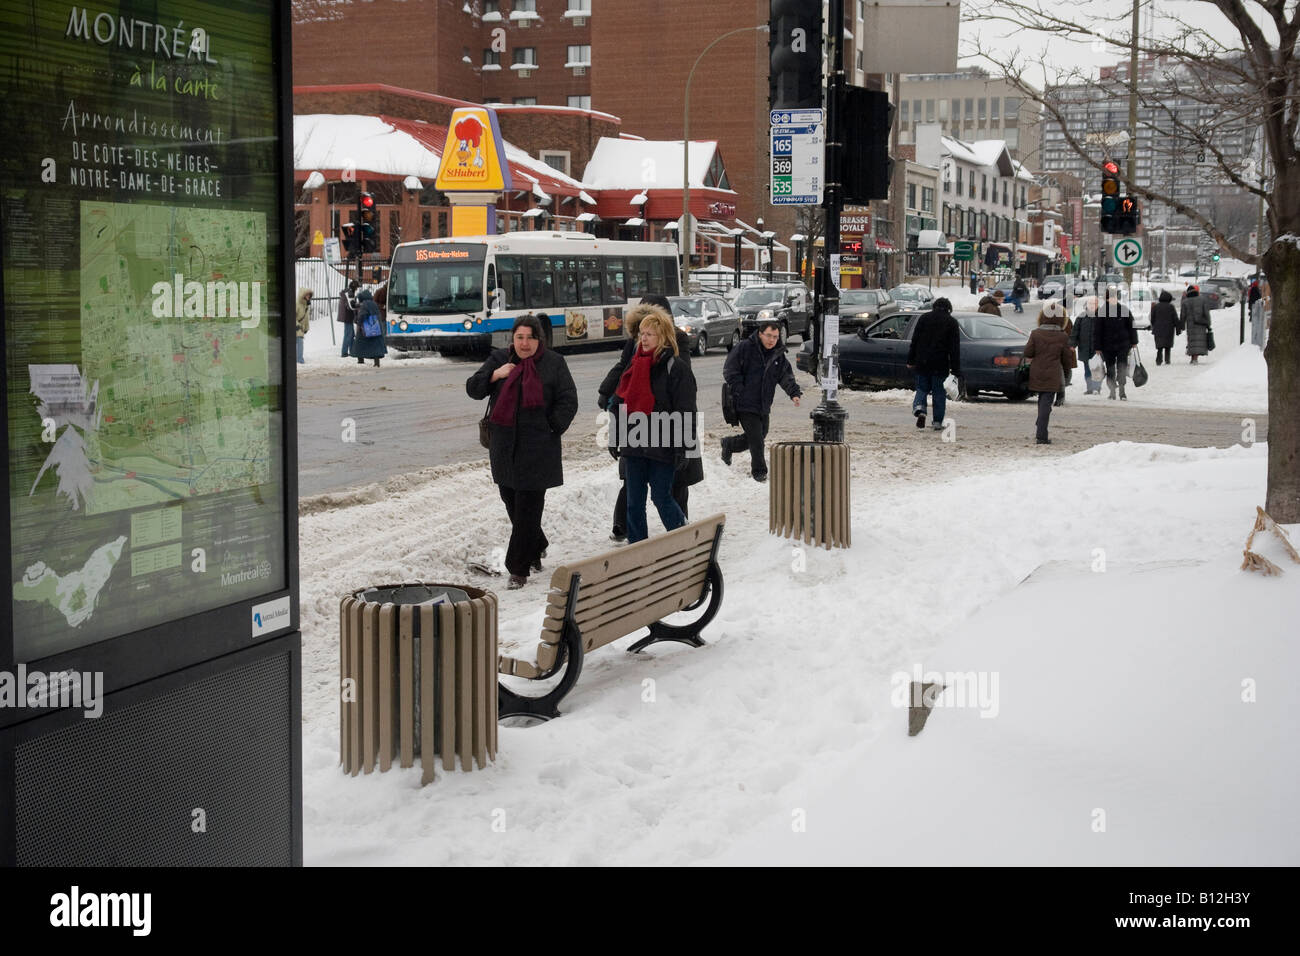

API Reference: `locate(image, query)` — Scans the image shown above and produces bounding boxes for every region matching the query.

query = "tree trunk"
[1263,239,1300,522]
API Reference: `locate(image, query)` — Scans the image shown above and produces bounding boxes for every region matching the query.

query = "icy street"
[293,290,1299,866]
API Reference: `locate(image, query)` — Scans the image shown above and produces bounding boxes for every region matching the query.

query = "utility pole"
[811,0,846,443]
[1124,0,1140,286]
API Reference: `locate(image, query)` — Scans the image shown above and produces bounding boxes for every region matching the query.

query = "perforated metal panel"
[13,648,294,866]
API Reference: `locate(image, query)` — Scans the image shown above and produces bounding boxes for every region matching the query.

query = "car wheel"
[695,332,708,357]
[730,330,740,350]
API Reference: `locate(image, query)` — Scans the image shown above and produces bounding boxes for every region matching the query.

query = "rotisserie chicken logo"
[435,107,512,192]
[453,116,486,170]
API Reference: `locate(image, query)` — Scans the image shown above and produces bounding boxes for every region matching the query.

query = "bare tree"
[966,0,1300,521]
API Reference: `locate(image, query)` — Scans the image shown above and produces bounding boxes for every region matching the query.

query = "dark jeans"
[1035,391,1054,441]
[1156,346,1171,365]
[912,372,947,424]
[1102,351,1129,390]
[623,454,686,543]
[721,411,771,477]
[613,475,688,535]
[341,320,354,357]
[498,486,549,577]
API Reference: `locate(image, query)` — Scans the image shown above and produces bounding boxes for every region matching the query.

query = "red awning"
[875,239,896,253]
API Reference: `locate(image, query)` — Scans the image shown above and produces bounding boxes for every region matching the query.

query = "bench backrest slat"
[520,514,724,673]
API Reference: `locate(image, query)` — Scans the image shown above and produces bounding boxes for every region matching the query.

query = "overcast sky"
[958,0,1260,88]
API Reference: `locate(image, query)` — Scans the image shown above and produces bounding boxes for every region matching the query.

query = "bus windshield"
[390,244,487,315]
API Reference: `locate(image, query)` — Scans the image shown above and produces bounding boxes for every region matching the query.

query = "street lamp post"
[682,23,768,286]
[732,228,743,288]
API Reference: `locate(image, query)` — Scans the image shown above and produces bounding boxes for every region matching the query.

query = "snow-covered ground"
[298,424,1297,865]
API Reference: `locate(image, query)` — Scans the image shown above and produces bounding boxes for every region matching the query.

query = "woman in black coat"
[1094,291,1137,400]
[598,299,700,541]
[608,305,698,543]
[466,315,579,588]
[1149,290,1178,366]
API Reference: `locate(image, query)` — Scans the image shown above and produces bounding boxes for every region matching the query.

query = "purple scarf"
[489,345,546,426]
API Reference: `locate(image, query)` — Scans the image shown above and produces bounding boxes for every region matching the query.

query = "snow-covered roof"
[940,135,1016,176]
[294,114,595,201]
[582,137,730,191]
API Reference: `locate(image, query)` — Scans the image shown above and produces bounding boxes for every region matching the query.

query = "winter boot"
[1119,385,1127,400]
[914,408,926,429]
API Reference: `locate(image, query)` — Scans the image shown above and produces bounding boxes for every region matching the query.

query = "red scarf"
[616,347,657,416]
[490,345,546,426]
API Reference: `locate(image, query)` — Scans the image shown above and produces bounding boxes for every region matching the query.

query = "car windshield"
[669,297,705,317]
[735,287,782,307]
[840,290,877,308]
[956,315,1026,339]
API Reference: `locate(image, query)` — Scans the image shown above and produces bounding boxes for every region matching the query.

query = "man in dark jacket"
[337,279,359,358]
[1010,276,1028,313]
[719,319,802,482]
[1094,286,1137,399]
[906,297,961,430]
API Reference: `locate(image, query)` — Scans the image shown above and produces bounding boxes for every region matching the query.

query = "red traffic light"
[1103,161,1119,175]
[360,192,375,209]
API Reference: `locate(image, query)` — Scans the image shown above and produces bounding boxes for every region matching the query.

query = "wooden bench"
[497,513,726,720]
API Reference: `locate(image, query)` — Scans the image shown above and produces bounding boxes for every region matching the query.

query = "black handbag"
[721,382,739,426]
[479,391,495,449]
[1131,346,1148,387]
[1207,329,1217,351]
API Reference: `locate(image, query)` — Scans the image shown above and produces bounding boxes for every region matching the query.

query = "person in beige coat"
[1023,300,1072,445]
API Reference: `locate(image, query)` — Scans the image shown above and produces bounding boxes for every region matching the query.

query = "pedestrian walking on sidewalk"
[1095,286,1137,399]
[1024,300,1072,444]
[337,279,359,358]
[720,318,801,481]
[466,315,579,589]
[1071,296,1103,395]
[906,297,960,431]
[1180,285,1211,364]
[1149,290,1178,366]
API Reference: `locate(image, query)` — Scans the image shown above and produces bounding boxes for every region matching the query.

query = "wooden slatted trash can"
[340,583,498,785]
[769,442,852,550]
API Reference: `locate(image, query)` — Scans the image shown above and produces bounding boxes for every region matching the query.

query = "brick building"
[291,0,890,280]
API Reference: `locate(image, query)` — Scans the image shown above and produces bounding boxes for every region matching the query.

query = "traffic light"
[359,191,378,254]
[341,222,358,256]
[1099,159,1121,232]
[769,0,823,111]
[1114,196,1141,236]
[840,86,894,202]
[1211,251,1221,262]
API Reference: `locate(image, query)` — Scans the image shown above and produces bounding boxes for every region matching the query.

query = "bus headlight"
[398,320,409,332]
[463,319,473,330]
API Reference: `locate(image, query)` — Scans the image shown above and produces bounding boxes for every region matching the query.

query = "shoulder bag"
[361,312,383,338]
[1130,346,1148,387]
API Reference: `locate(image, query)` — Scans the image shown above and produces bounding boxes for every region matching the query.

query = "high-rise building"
[898,68,1043,165]
[1041,55,1255,237]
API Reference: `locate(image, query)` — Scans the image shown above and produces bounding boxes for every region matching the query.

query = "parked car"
[838,288,901,331]
[666,293,739,355]
[1181,286,1223,311]
[1094,272,1125,293]
[795,310,1031,400]
[1199,277,1239,307]
[992,279,1018,299]
[732,282,812,346]
[1037,277,1066,299]
[888,284,934,307]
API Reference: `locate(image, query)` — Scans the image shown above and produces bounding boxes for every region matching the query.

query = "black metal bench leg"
[627,562,724,654]
[497,596,585,722]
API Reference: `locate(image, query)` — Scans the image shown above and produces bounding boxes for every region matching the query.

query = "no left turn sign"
[1113,238,1143,268]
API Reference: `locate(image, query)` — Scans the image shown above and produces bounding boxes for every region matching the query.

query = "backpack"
[361,313,382,338]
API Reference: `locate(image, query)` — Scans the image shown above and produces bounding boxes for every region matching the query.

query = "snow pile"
[297,430,1298,865]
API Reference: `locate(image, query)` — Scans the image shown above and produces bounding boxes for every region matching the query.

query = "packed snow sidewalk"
[297,420,1299,864]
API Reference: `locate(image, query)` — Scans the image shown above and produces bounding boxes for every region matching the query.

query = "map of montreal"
[77,200,272,513]
[12,201,272,629]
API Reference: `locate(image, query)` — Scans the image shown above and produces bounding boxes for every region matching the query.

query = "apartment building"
[899,69,1043,165]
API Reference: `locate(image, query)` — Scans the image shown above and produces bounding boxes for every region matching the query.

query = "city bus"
[385,233,681,351]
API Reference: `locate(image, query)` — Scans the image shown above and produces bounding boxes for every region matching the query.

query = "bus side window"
[525,256,555,309]
[628,257,649,299]
[578,258,602,305]
[485,264,497,311]
[604,258,626,304]
[498,256,525,310]
[649,257,664,293]
[659,257,681,295]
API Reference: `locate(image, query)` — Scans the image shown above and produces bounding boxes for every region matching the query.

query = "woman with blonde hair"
[607,303,698,542]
